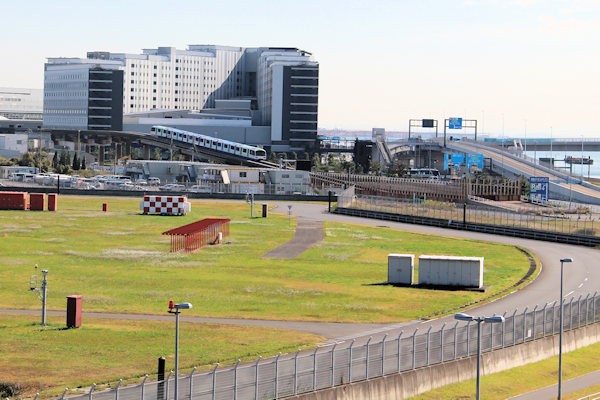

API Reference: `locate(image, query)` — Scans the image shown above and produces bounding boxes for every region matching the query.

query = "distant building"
[0,87,43,120]
[43,59,123,131]
[44,45,319,153]
[0,133,28,159]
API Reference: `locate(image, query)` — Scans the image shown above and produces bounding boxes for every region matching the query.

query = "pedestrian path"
[262,217,323,258]
[508,370,600,399]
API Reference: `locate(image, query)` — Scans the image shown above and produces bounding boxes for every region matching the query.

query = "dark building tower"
[281,64,319,153]
[88,67,123,130]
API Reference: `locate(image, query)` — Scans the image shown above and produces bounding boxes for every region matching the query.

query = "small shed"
[162,218,230,253]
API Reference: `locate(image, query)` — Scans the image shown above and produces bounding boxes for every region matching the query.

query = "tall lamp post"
[169,300,193,400]
[558,257,573,400]
[455,312,505,400]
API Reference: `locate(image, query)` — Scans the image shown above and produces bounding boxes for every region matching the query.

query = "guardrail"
[56,293,600,400]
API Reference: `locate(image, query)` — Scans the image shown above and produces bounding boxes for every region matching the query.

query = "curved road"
[272,201,600,345]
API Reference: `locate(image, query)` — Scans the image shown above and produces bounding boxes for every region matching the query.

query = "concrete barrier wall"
[287,322,600,400]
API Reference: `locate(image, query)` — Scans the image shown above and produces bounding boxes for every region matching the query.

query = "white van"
[408,168,440,180]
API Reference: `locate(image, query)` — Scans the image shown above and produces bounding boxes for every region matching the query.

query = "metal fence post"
[412,330,418,369]
[569,297,575,330]
[141,375,148,400]
[366,337,372,379]
[542,303,548,337]
[585,294,590,326]
[293,352,299,396]
[522,307,528,342]
[165,371,172,400]
[552,302,557,335]
[426,326,432,365]
[312,348,318,391]
[330,345,337,387]
[440,324,445,363]
[275,352,282,396]
[594,292,598,323]
[212,364,219,400]
[453,322,458,359]
[396,332,403,373]
[188,368,195,400]
[466,321,471,356]
[381,334,387,375]
[254,358,261,400]
[532,305,538,339]
[60,388,69,400]
[512,309,518,345]
[234,360,240,400]
[114,379,122,400]
[349,339,356,382]
[88,384,96,400]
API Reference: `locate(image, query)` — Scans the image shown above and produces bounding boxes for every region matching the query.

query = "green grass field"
[0,196,535,397]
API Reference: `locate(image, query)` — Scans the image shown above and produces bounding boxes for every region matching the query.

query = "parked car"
[159,183,186,192]
[187,185,212,193]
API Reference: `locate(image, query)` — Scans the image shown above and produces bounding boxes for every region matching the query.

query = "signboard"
[529,177,549,202]
[449,117,463,129]
[466,153,484,170]
[444,153,483,171]
[422,119,434,128]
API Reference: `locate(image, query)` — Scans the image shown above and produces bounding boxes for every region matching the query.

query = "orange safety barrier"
[162,218,230,253]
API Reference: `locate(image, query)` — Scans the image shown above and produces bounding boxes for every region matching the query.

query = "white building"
[0,133,28,158]
[0,87,43,120]
[44,45,319,153]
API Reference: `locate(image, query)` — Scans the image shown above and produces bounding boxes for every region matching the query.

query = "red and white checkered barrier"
[140,195,191,216]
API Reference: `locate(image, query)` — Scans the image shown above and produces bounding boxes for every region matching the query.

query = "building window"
[130,80,134,84]
[240,172,247,178]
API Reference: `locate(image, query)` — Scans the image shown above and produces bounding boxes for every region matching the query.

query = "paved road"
[271,201,600,345]
[507,370,600,399]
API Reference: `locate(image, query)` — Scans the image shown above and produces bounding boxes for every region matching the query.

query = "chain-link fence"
[338,192,599,237]
[59,293,600,400]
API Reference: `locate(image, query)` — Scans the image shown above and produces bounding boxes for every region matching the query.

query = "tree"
[72,153,80,171]
[52,152,59,171]
[152,148,162,160]
[80,157,86,170]
[17,152,35,167]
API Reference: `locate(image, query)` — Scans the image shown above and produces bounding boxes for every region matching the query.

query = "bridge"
[445,139,600,205]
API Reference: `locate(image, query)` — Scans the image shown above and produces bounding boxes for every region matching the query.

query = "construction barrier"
[162,218,230,252]
[0,192,28,210]
[29,193,47,211]
[140,195,191,216]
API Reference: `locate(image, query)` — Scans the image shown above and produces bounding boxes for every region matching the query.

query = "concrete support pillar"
[98,146,105,165]
[144,145,151,160]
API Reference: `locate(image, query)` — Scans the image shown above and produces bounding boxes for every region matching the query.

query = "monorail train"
[149,125,267,160]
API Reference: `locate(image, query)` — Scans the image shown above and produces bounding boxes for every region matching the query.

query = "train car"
[149,126,267,160]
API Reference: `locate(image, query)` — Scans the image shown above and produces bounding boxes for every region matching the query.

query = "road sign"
[529,177,549,202]
[449,118,463,129]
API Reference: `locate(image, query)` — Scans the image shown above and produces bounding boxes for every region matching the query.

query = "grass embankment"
[409,340,600,399]
[0,196,534,397]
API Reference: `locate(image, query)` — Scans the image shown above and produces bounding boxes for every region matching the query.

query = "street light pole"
[455,313,505,400]
[558,257,573,400]
[169,300,193,400]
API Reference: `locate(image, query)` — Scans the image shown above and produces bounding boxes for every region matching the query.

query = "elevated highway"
[446,139,600,205]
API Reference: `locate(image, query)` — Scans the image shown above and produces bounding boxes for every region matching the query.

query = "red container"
[29,193,47,211]
[102,203,108,212]
[66,295,82,328]
[0,192,27,210]
[48,193,58,211]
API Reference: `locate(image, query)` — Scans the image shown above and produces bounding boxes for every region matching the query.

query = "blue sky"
[3,0,599,137]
